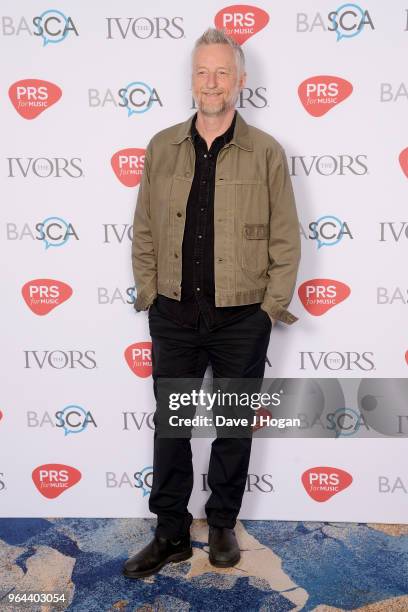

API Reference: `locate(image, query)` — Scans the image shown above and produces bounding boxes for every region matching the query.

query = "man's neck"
[195,109,235,150]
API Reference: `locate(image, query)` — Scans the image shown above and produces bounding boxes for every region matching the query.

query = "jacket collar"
[170,110,253,151]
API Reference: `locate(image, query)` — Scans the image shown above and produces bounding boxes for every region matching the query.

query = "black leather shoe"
[208,526,240,567]
[123,533,192,578]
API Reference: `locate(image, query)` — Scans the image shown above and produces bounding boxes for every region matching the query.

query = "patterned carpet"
[1,518,408,611]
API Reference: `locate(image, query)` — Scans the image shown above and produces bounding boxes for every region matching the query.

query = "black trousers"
[147,301,272,538]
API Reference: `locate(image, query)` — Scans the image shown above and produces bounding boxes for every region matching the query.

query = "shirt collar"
[171,110,253,151]
[190,110,237,146]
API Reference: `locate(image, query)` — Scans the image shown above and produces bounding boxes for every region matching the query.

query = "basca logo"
[124,342,152,377]
[105,16,184,39]
[6,218,79,249]
[289,154,368,176]
[7,157,83,178]
[98,286,136,305]
[106,467,153,497]
[88,83,162,116]
[192,86,267,109]
[300,216,353,248]
[399,148,408,178]
[8,79,62,119]
[379,82,408,103]
[300,351,375,371]
[377,287,408,305]
[298,279,351,315]
[32,464,81,499]
[22,279,73,315]
[296,5,374,40]
[379,222,408,242]
[24,350,97,369]
[111,148,145,187]
[298,76,353,117]
[102,224,132,243]
[201,473,273,493]
[27,406,97,435]
[122,411,155,430]
[302,467,353,502]
[214,5,269,44]
[378,476,408,494]
[1,11,79,45]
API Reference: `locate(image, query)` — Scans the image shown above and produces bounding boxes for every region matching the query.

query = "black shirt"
[155,110,260,330]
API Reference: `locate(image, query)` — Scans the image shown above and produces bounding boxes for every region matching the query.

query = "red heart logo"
[298,76,353,117]
[111,148,146,187]
[298,279,351,316]
[32,464,81,499]
[214,5,269,45]
[125,342,152,377]
[9,79,62,119]
[302,467,353,502]
[22,279,73,315]
[399,148,408,178]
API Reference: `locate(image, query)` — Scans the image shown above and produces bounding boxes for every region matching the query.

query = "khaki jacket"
[131,111,301,325]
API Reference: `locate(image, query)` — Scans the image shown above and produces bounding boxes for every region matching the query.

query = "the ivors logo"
[399,147,408,178]
[124,342,152,377]
[22,279,73,315]
[214,5,269,44]
[32,464,81,499]
[298,76,353,117]
[302,466,353,501]
[111,148,145,187]
[298,279,350,315]
[8,79,62,119]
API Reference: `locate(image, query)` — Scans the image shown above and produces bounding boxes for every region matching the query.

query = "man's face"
[192,43,246,117]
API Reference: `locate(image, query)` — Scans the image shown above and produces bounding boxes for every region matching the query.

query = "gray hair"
[192,27,245,75]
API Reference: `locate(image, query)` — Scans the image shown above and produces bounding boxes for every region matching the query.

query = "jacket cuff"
[134,289,157,312]
[260,301,298,325]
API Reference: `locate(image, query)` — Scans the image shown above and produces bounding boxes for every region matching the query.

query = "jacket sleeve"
[131,141,158,311]
[260,145,301,325]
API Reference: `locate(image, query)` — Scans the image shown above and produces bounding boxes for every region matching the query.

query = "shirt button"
[198,234,202,239]
[195,260,200,264]
[200,207,205,212]
[196,287,201,292]
[176,211,182,217]
[201,180,206,184]
[203,154,207,158]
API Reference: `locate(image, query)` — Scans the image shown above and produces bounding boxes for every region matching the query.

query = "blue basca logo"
[59,405,91,436]
[39,216,75,249]
[36,9,78,46]
[135,466,153,497]
[120,82,157,117]
[303,215,353,249]
[331,3,372,41]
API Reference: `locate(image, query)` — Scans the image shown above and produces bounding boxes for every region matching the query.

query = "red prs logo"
[298,76,353,117]
[214,5,269,44]
[9,79,62,119]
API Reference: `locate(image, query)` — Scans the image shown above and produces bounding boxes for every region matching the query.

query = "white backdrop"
[1,0,408,522]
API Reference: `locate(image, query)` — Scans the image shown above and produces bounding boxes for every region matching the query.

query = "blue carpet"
[1,518,407,611]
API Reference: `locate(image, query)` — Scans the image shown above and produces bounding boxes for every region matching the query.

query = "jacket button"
[176,211,182,217]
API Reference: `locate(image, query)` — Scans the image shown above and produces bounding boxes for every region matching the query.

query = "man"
[123,27,300,579]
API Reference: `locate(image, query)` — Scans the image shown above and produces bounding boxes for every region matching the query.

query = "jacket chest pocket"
[241,223,269,274]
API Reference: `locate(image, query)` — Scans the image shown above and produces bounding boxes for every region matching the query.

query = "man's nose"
[206,72,217,88]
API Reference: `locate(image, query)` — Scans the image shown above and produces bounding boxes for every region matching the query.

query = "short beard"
[195,92,238,117]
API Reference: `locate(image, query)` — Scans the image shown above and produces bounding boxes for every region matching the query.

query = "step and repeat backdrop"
[1,1,408,523]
